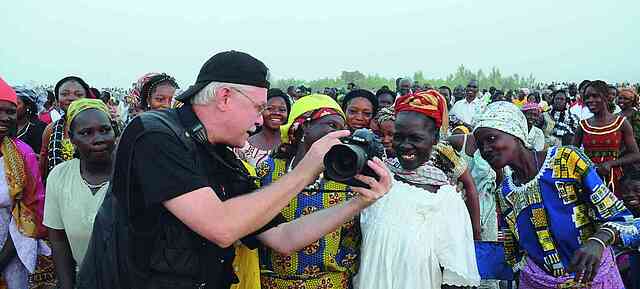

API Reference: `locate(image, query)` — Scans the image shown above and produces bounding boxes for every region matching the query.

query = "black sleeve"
[132,132,210,207]
[240,213,287,250]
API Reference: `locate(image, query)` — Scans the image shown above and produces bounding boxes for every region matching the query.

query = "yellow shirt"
[512,98,527,108]
[230,162,262,289]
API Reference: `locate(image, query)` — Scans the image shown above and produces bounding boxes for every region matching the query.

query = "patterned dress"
[498,146,632,288]
[579,116,625,196]
[256,158,359,289]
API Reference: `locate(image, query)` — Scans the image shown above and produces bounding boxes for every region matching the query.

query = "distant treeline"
[271,65,538,91]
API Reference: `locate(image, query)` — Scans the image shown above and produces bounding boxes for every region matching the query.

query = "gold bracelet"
[600,227,617,245]
[587,237,607,250]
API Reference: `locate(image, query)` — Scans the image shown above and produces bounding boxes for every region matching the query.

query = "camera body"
[324,128,386,188]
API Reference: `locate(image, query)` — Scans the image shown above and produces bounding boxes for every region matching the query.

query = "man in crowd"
[77,51,391,289]
[450,79,485,128]
[286,85,297,103]
[453,84,465,103]
[397,78,412,96]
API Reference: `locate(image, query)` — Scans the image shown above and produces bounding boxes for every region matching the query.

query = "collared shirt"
[450,96,486,126]
[527,126,546,151]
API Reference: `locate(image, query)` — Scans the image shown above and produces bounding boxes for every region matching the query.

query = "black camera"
[324,128,386,188]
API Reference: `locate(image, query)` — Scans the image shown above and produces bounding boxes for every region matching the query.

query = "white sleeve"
[436,186,481,287]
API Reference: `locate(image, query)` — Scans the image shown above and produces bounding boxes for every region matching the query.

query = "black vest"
[78,108,256,289]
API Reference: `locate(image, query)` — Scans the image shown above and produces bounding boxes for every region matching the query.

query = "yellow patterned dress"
[256,158,359,289]
[230,162,263,289]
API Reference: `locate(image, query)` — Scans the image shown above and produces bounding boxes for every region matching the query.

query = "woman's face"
[622,179,640,213]
[263,97,288,131]
[608,87,617,103]
[617,90,636,110]
[552,93,568,111]
[345,97,374,130]
[69,109,115,164]
[393,112,436,170]
[474,127,521,170]
[584,86,607,115]
[302,114,345,148]
[0,101,17,140]
[58,81,86,112]
[374,120,395,158]
[147,84,175,110]
[523,109,540,130]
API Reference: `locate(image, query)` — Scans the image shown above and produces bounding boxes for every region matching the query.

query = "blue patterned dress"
[499,146,633,276]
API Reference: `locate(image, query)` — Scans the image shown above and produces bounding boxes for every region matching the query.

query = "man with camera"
[77,51,391,289]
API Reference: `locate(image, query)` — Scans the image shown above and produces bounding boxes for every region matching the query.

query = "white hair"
[191,81,257,105]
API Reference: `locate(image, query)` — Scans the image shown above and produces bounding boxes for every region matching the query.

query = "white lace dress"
[354,180,480,289]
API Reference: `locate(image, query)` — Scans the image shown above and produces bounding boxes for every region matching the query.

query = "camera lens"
[324,144,367,182]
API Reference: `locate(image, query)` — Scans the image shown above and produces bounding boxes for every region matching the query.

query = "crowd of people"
[1,50,640,289]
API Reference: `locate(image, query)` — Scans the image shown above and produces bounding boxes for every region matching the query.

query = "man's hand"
[351,157,392,208]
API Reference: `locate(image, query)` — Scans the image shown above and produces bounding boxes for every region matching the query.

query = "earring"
[300,135,305,143]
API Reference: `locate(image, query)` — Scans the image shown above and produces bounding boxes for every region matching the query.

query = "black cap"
[176,51,270,103]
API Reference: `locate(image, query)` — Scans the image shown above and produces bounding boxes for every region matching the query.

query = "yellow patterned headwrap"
[66,98,111,130]
[280,94,345,144]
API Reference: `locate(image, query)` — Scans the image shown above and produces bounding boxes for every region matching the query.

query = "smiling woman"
[342,89,378,131]
[39,76,93,180]
[574,80,640,197]
[43,99,114,289]
[356,90,480,289]
[473,101,633,289]
[0,78,49,289]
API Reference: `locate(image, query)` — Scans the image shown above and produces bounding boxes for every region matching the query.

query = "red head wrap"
[0,77,17,106]
[395,89,447,129]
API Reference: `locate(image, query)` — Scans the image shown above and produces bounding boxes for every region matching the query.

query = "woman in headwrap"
[341,89,378,130]
[12,86,48,154]
[257,94,361,289]
[374,96,482,240]
[125,73,179,122]
[574,80,640,197]
[0,78,49,289]
[234,88,291,167]
[43,99,115,289]
[39,76,93,179]
[617,86,640,147]
[474,101,634,288]
[355,90,480,289]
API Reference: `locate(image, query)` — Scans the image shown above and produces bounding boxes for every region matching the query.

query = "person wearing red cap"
[0,78,49,288]
[78,51,392,289]
[355,90,480,289]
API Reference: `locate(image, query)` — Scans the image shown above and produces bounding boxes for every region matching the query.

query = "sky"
[1,0,639,88]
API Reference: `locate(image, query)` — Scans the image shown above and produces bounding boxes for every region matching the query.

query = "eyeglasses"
[230,87,268,115]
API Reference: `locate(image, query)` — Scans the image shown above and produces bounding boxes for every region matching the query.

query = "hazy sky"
[2,0,639,88]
